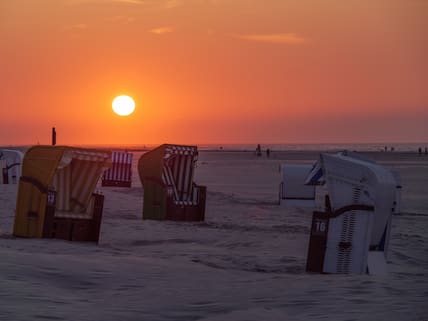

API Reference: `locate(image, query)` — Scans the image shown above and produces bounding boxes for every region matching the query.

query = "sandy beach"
[1,150,427,321]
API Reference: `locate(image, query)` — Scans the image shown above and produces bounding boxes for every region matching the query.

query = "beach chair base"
[306,202,375,274]
[143,186,206,221]
[42,193,104,243]
[101,179,132,188]
[306,211,329,273]
[165,202,206,221]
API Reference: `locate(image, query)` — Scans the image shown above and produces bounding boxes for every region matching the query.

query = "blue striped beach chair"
[102,151,133,187]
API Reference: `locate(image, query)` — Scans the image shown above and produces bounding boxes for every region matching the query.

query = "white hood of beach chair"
[0,149,24,183]
[57,150,111,169]
[54,149,110,212]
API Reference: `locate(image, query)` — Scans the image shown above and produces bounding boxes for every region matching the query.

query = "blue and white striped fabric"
[305,161,324,185]
[103,151,133,184]
[161,145,198,205]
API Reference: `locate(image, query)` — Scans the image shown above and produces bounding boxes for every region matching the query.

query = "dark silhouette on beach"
[256,144,262,156]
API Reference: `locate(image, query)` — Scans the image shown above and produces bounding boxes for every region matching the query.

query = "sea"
[2,142,427,152]
[83,142,428,152]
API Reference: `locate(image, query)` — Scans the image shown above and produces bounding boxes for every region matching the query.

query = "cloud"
[107,15,136,24]
[237,33,306,45]
[164,0,219,9]
[63,23,88,38]
[165,0,182,9]
[207,29,215,35]
[65,0,145,4]
[150,27,174,34]
[64,23,88,31]
[112,0,145,4]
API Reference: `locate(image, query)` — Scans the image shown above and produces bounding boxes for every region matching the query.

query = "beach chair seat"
[13,146,111,243]
[138,144,206,221]
[102,151,133,187]
[305,151,399,274]
[43,192,105,242]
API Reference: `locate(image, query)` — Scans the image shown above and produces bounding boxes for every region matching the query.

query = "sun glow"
[112,95,135,116]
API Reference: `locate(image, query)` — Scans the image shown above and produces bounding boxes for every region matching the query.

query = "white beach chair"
[0,149,24,184]
[279,164,316,207]
[305,151,399,274]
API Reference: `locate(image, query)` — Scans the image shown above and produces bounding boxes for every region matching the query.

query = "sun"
[112,95,135,116]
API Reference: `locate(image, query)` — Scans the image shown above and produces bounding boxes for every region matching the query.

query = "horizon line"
[2,141,428,148]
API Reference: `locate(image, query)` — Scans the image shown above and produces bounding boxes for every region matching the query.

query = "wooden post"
[52,127,56,146]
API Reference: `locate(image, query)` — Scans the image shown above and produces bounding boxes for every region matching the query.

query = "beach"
[1,150,427,321]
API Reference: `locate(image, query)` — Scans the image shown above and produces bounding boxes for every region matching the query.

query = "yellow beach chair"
[13,146,111,243]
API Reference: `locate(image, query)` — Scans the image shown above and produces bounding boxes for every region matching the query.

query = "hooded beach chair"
[0,149,24,184]
[305,151,400,274]
[138,144,206,221]
[101,151,133,187]
[279,164,316,207]
[13,146,111,243]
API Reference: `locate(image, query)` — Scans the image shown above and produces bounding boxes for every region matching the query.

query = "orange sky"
[1,0,427,145]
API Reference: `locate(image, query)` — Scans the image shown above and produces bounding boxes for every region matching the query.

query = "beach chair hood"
[0,149,24,184]
[279,164,316,207]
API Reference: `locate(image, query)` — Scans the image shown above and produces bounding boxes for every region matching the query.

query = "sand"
[1,150,427,321]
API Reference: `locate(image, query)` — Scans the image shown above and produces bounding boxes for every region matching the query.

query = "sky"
[1,0,427,145]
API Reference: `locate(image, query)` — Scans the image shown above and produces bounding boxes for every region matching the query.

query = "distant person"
[384,146,388,152]
[418,147,422,156]
[391,146,394,152]
[266,148,270,158]
[256,144,262,157]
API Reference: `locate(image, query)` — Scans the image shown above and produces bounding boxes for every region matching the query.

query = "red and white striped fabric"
[53,149,110,217]
[102,151,133,183]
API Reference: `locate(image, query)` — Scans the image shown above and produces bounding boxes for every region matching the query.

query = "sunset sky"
[1,0,427,145]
